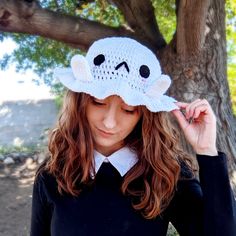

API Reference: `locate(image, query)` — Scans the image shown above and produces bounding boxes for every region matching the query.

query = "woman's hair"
[37,90,195,219]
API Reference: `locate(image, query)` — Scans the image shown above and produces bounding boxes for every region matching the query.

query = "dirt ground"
[0,161,36,236]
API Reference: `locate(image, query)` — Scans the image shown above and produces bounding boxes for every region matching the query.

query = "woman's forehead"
[93,95,131,105]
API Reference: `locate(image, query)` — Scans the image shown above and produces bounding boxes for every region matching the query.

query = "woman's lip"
[97,128,115,135]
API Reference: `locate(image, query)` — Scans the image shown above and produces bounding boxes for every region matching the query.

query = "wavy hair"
[37,90,195,219]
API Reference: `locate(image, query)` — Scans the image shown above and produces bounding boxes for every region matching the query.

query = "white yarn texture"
[54,37,178,112]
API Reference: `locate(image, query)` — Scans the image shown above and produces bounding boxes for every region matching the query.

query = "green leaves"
[151,0,176,43]
[228,64,236,115]
[75,0,124,26]
[226,0,236,115]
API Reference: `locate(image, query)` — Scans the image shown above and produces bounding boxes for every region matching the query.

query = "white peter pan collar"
[92,147,138,177]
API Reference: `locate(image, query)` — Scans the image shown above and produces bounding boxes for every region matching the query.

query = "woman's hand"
[171,99,218,156]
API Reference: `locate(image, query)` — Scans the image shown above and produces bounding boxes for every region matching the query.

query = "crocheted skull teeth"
[54,37,179,112]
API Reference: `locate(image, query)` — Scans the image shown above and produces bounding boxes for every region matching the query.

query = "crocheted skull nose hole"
[115,61,130,73]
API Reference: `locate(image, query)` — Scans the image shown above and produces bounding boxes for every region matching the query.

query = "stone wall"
[0,99,58,147]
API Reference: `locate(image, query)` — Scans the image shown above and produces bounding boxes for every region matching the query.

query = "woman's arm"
[196,151,236,236]
[30,173,52,236]
[166,152,236,236]
[170,99,236,235]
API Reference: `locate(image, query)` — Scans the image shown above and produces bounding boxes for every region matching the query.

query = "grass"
[0,144,45,156]
[167,223,179,236]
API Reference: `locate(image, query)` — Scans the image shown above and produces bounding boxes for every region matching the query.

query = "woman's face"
[86,95,142,156]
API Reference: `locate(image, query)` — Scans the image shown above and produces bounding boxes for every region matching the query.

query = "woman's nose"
[103,108,117,129]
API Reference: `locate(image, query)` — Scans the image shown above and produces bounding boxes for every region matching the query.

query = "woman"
[30,37,236,236]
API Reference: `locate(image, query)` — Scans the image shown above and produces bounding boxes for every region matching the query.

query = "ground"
[0,160,36,236]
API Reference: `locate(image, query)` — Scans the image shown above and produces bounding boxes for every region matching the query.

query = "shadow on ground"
[0,161,36,236]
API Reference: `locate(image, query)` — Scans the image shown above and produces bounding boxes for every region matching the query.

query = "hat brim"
[54,68,178,112]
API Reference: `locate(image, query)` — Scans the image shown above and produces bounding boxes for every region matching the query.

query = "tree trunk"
[160,0,236,192]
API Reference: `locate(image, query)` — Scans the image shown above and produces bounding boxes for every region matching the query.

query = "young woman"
[30,37,236,236]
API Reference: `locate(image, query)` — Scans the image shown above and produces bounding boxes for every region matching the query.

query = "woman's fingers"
[171,109,189,130]
[175,99,211,120]
[185,99,202,119]
[187,99,207,119]
[192,104,208,119]
[172,99,217,155]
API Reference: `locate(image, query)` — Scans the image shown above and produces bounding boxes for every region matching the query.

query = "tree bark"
[160,0,236,191]
[176,0,211,59]
[0,0,132,50]
[109,0,166,49]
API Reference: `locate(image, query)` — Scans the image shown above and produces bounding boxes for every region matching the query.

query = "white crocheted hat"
[54,37,178,112]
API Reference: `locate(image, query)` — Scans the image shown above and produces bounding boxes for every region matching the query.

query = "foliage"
[54,92,65,111]
[75,0,124,26]
[0,144,43,155]
[226,0,236,115]
[151,0,176,43]
[167,223,179,236]
[228,64,236,115]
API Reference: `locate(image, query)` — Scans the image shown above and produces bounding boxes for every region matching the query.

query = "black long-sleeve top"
[30,152,236,236]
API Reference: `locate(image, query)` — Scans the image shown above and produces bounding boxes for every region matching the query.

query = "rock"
[11,152,21,159]
[22,157,38,170]
[32,153,38,162]
[5,152,31,163]
[0,154,4,161]
[27,162,37,170]
[3,157,15,165]
[18,154,31,163]
[37,153,46,164]
[25,157,33,166]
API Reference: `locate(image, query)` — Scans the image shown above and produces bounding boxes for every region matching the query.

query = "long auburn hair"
[37,90,195,219]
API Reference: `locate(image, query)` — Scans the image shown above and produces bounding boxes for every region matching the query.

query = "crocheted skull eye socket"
[139,65,150,78]
[94,54,105,66]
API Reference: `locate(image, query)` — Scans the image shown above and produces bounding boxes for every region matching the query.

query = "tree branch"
[176,0,211,59]
[0,0,133,50]
[53,0,60,11]
[109,0,166,50]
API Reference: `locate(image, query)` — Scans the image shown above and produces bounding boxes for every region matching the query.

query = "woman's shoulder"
[34,165,57,189]
[35,168,54,181]
[33,168,61,204]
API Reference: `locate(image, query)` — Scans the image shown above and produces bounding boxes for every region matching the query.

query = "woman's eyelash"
[123,109,135,114]
[92,99,136,113]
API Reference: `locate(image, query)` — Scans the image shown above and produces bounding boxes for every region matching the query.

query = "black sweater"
[30,152,236,236]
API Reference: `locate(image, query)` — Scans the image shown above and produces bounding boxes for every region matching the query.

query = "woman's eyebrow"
[122,103,135,108]
[94,97,106,101]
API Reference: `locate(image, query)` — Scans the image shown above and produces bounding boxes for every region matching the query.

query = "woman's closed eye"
[123,109,135,114]
[122,107,136,114]
[91,97,137,114]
